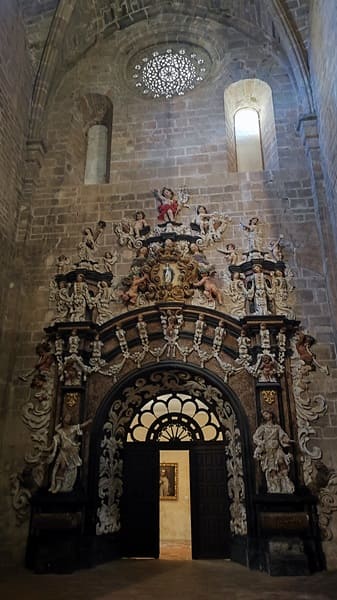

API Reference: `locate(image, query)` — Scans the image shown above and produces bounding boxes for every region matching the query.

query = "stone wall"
[309,1,337,336]
[0,0,33,565]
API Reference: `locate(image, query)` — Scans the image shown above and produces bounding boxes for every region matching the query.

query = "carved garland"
[96,371,247,537]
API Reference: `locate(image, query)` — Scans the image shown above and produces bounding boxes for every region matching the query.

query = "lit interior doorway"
[159,449,192,560]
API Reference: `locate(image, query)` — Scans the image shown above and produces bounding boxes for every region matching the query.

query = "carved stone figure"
[237,328,251,363]
[46,413,92,494]
[49,280,71,322]
[163,263,174,284]
[68,329,80,355]
[121,271,149,305]
[194,314,206,347]
[160,309,184,357]
[229,272,248,318]
[78,227,95,263]
[254,353,281,383]
[213,320,226,354]
[90,334,104,365]
[248,265,271,315]
[136,315,149,348]
[19,341,54,382]
[133,211,149,237]
[217,243,241,265]
[240,217,263,255]
[102,250,118,273]
[253,410,295,494]
[194,270,222,305]
[63,359,83,386]
[260,323,271,352]
[190,242,210,274]
[271,269,295,318]
[277,328,287,360]
[56,254,70,274]
[115,326,129,357]
[70,274,92,321]
[94,281,116,324]
[295,331,329,375]
[268,236,284,262]
[77,221,106,267]
[154,187,180,222]
[193,204,211,235]
[54,336,64,369]
[134,245,149,267]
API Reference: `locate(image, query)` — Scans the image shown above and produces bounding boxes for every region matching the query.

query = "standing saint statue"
[46,413,92,493]
[253,410,295,494]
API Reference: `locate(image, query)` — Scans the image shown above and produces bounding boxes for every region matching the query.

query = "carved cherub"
[217,243,241,265]
[121,271,149,305]
[102,250,118,273]
[194,270,223,304]
[154,187,179,222]
[295,331,329,375]
[19,341,54,382]
[133,211,149,238]
[56,254,70,274]
[268,235,284,262]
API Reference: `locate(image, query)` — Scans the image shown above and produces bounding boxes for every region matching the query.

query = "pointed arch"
[27,0,313,144]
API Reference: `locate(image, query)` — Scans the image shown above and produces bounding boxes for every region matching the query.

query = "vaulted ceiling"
[19,0,312,138]
[19,0,310,68]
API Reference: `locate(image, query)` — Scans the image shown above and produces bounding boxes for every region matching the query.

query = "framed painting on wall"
[159,463,178,500]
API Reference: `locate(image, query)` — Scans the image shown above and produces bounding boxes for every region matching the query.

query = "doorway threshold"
[160,541,192,560]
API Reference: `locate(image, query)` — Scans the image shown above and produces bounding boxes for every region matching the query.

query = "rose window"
[131,45,210,99]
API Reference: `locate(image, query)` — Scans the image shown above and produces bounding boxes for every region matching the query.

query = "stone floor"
[1,560,337,600]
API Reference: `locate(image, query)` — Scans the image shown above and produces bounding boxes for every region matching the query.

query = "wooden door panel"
[121,444,159,558]
[190,445,230,559]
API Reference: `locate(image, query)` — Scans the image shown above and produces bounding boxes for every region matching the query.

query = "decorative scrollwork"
[96,371,247,538]
[291,333,337,539]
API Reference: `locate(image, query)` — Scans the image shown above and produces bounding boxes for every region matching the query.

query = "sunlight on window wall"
[235,108,263,172]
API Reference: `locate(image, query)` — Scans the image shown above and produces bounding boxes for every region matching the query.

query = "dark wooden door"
[121,443,159,558]
[190,445,230,559]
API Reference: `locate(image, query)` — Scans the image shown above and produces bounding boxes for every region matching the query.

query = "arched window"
[224,79,279,173]
[84,124,109,184]
[66,93,113,185]
[234,108,263,172]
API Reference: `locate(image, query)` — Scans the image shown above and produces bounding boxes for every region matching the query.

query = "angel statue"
[154,187,180,223]
[153,186,189,223]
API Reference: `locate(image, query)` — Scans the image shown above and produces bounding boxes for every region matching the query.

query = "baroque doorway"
[93,367,251,563]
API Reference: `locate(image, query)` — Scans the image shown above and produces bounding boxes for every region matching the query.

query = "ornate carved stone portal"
[13,187,332,575]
